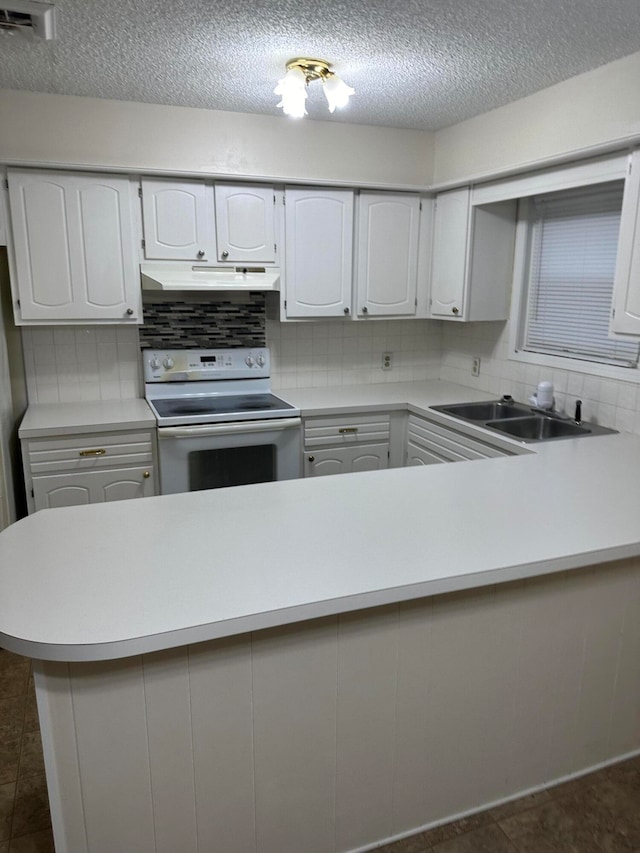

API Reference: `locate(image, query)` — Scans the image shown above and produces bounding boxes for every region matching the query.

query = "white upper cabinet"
[141,177,215,261]
[284,188,354,318]
[7,169,141,324]
[429,187,516,321]
[355,193,420,317]
[214,183,278,264]
[611,151,640,336]
[430,187,469,318]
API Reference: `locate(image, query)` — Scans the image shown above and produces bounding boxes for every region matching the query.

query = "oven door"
[157,418,302,495]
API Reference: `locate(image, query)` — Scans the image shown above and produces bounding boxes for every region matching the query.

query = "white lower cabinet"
[32,467,155,509]
[22,429,157,513]
[305,443,389,477]
[303,413,391,477]
[405,414,524,465]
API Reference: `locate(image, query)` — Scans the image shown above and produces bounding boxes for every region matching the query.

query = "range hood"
[140,263,280,293]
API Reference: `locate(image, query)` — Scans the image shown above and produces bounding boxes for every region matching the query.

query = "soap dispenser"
[529,380,554,410]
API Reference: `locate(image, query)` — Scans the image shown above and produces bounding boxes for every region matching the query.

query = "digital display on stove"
[200,356,217,363]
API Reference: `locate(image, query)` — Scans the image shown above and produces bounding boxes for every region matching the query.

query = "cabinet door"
[284,188,354,318]
[141,178,215,261]
[305,443,388,477]
[429,187,470,319]
[214,184,277,263]
[304,446,351,477]
[32,466,155,511]
[350,443,389,473]
[356,193,420,317]
[8,170,141,323]
[612,151,640,335]
[406,440,446,466]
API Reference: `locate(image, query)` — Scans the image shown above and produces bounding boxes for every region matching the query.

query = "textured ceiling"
[1,0,640,131]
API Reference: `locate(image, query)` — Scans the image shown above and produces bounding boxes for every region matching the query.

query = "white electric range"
[143,347,301,494]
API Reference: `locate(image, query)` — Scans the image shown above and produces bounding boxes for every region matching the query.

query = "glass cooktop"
[151,393,296,419]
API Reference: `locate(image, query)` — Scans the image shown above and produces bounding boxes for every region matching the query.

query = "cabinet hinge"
[612,308,616,318]
[30,487,34,498]
[138,186,142,198]
[274,243,277,254]
[141,238,146,249]
[387,450,390,460]
[3,178,7,190]
[283,195,286,206]
[284,299,287,309]
[415,297,418,306]
[16,299,20,308]
[419,201,422,211]
[273,194,276,205]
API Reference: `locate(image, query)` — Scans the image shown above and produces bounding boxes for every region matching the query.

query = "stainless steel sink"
[430,398,617,442]
[433,400,532,421]
[485,416,591,440]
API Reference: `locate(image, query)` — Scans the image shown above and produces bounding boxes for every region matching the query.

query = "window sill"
[509,347,640,384]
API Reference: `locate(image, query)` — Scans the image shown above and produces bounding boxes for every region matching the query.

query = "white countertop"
[3,381,640,662]
[282,380,488,416]
[18,398,156,438]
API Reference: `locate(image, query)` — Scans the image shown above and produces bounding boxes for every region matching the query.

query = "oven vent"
[0,0,56,39]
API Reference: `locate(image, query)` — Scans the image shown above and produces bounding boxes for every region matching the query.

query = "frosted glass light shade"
[322,73,355,113]
[274,67,308,118]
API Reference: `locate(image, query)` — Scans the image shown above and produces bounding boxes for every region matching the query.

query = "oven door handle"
[158,418,301,438]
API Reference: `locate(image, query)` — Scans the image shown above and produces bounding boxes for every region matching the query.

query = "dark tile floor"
[378,756,640,853]
[1,644,639,853]
[0,649,53,853]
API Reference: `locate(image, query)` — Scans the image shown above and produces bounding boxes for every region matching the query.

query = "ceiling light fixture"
[274,58,355,118]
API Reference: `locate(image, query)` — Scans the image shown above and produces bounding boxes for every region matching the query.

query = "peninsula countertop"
[3,380,640,662]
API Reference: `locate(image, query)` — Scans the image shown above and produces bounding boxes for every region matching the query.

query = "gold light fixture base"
[286,57,333,83]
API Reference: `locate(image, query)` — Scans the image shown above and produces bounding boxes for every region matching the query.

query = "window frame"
[503,153,640,383]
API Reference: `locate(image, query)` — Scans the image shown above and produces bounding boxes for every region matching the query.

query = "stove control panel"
[143,348,270,382]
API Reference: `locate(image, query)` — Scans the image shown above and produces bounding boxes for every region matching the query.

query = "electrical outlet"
[471,356,481,377]
[382,352,393,371]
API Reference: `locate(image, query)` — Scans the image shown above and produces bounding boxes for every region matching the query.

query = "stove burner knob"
[149,357,161,370]
[256,354,266,367]
[163,357,175,369]
[245,356,255,367]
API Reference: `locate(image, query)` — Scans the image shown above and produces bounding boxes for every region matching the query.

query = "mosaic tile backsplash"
[139,296,266,349]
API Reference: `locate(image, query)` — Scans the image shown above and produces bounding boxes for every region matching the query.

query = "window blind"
[524,182,639,368]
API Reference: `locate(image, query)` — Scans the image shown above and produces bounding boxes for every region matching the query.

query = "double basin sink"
[430,398,616,442]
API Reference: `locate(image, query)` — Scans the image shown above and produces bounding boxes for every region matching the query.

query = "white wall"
[433,52,640,185]
[432,52,640,435]
[439,321,640,435]
[21,320,442,403]
[267,319,442,390]
[0,90,434,188]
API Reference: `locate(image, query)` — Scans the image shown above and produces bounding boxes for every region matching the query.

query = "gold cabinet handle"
[308,455,315,462]
[452,306,459,315]
[79,448,106,457]
[339,427,358,434]
[143,471,150,478]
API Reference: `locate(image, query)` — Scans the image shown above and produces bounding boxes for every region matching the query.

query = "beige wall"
[0,90,434,187]
[434,51,640,185]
